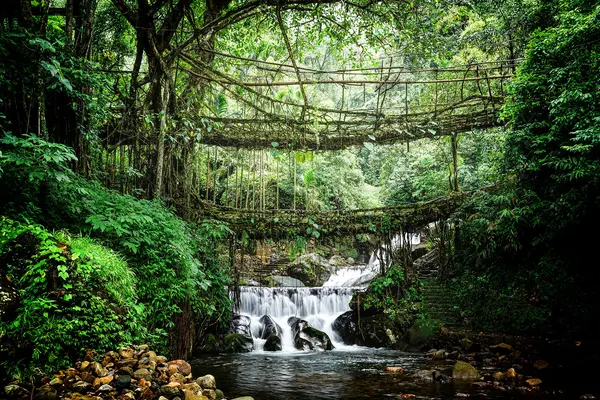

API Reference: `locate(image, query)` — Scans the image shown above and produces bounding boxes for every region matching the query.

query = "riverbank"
[1,345,252,400]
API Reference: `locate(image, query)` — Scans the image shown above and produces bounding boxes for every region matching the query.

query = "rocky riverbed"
[2,345,253,400]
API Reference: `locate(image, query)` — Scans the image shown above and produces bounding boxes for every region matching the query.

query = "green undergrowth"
[0,134,233,377]
[361,265,421,320]
[0,218,142,378]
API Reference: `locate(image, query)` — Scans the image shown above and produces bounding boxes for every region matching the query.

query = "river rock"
[534,359,549,370]
[98,384,113,392]
[196,375,216,390]
[168,360,192,376]
[35,385,57,400]
[452,361,480,380]
[118,366,133,376]
[223,333,254,353]
[161,382,182,397]
[8,345,225,400]
[385,366,404,373]
[490,343,514,355]
[505,368,517,379]
[460,338,474,352]
[119,347,135,359]
[433,370,451,384]
[170,372,185,385]
[230,315,252,336]
[215,389,224,399]
[264,334,282,351]
[72,381,91,393]
[259,315,283,351]
[4,384,27,397]
[288,317,333,351]
[332,311,358,345]
[116,374,132,389]
[49,378,62,387]
[431,349,447,360]
[133,368,152,381]
[413,370,434,381]
[80,371,95,383]
[285,253,332,286]
[526,378,542,387]
[231,397,255,400]
[184,382,201,393]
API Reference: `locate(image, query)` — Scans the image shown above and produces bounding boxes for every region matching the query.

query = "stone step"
[423,298,452,302]
[424,304,456,308]
[422,291,451,296]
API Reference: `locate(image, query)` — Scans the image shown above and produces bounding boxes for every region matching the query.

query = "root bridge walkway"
[183,59,521,151]
[193,190,485,239]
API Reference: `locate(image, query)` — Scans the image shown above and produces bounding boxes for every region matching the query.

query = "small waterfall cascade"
[235,232,421,352]
[239,286,357,351]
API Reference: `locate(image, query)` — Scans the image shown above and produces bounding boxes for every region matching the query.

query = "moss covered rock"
[288,317,333,351]
[452,361,480,380]
[285,253,332,286]
[223,334,254,353]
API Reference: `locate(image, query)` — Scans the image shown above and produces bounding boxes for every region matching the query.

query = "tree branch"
[276,4,309,120]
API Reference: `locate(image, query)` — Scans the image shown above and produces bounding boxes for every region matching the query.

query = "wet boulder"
[285,253,332,286]
[264,335,282,352]
[397,319,435,351]
[259,315,282,352]
[332,311,358,345]
[288,317,333,351]
[433,370,451,384]
[223,334,254,353]
[231,315,252,336]
[452,361,480,380]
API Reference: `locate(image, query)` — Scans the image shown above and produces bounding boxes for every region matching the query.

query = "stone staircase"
[416,250,462,327]
[241,263,285,285]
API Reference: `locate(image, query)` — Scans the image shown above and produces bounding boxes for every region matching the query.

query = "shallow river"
[191,347,570,400]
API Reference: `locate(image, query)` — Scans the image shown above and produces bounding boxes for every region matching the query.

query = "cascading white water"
[322,264,378,287]
[238,286,357,351]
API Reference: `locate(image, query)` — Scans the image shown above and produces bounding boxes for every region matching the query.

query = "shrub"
[0,218,142,378]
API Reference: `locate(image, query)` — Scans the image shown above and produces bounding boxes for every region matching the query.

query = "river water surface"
[191,347,564,400]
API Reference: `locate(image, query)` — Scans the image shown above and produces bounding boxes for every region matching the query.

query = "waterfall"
[238,286,357,351]
[235,233,421,352]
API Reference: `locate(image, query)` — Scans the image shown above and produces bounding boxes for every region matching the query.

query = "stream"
[193,256,595,400]
[190,348,530,400]
[191,346,595,400]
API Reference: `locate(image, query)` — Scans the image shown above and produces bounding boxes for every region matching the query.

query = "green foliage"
[505,4,600,192]
[0,218,142,377]
[359,129,506,205]
[45,176,232,350]
[0,133,77,183]
[446,1,600,337]
[362,265,420,320]
[0,135,232,355]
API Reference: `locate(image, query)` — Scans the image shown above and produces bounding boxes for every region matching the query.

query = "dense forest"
[1,0,599,398]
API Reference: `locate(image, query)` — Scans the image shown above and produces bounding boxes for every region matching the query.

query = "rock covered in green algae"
[452,361,481,380]
[223,333,254,353]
